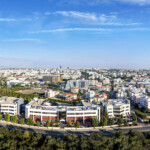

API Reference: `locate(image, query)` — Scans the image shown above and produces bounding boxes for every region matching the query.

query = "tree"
[67,122,71,127]
[91,118,98,127]
[124,121,128,126]
[11,115,18,123]
[34,82,38,87]
[74,121,80,128]
[23,130,30,138]
[100,116,107,126]
[45,120,50,128]
[0,114,2,120]
[36,121,40,127]
[145,108,149,113]
[117,117,123,126]
[0,127,149,149]
[19,118,24,124]
[132,114,137,124]
[11,116,14,123]
[135,110,147,119]
[0,81,2,86]
[77,98,81,103]
[14,115,18,123]
[103,111,109,119]
[5,113,10,122]
[26,118,34,126]
[109,118,114,126]
[16,83,21,87]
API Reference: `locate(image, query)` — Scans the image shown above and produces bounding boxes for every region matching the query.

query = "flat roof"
[103,99,130,107]
[28,99,100,111]
[0,96,22,105]
[29,99,46,106]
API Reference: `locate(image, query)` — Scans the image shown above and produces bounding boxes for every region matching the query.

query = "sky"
[0,0,150,69]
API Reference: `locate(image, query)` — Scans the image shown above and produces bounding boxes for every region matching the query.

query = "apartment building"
[25,98,100,124]
[140,95,150,109]
[58,93,77,101]
[93,93,107,104]
[0,96,24,115]
[116,89,127,99]
[45,90,59,98]
[86,90,95,99]
[43,75,63,83]
[97,85,111,92]
[65,80,89,91]
[101,99,130,118]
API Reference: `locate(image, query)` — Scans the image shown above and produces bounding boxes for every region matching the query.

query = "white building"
[65,80,89,91]
[86,90,95,99]
[93,93,107,104]
[102,78,110,85]
[113,78,123,85]
[0,97,24,115]
[116,89,127,99]
[140,95,150,109]
[45,90,59,98]
[101,99,131,118]
[25,98,100,124]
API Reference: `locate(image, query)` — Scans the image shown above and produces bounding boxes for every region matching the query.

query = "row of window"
[30,111,57,115]
[67,112,96,115]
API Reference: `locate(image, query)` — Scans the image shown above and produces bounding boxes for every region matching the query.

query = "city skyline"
[0,0,150,68]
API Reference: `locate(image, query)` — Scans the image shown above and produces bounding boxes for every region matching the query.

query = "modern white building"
[45,90,59,98]
[101,99,131,118]
[0,97,24,115]
[65,80,89,91]
[140,95,150,109]
[25,98,100,124]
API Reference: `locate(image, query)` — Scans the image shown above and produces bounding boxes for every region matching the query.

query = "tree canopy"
[0,127,149,150]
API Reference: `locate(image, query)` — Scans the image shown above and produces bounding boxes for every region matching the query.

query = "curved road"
[0,121,150,137]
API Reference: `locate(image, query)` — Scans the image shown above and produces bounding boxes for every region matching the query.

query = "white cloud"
[45,12,52,15]
[0,17,33,22]
[59,0,150,5]
[117,0,150,5]
[3,39,44,43]
[30,27,150,34]
[54,11,98,21]
[47,11,140,26]
[30,28,112,33]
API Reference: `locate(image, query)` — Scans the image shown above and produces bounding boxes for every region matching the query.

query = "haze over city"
[0,0,150,68]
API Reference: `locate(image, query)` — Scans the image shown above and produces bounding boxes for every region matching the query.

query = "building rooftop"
[103,99,130,107]
[0,96,23,105]
[27,98,100,111]
[82,100,97,107]
[29,98,46,106]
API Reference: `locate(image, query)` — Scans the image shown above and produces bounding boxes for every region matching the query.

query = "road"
[0,121,150,137]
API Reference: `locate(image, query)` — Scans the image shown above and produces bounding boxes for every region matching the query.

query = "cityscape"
[1,0,150,150]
